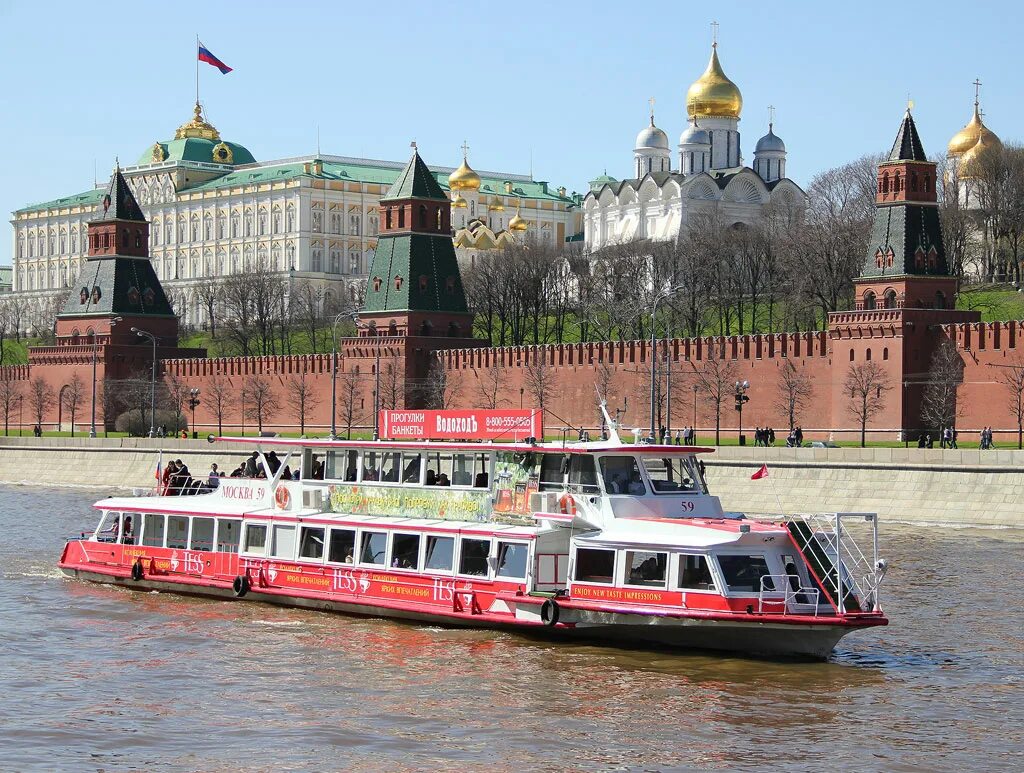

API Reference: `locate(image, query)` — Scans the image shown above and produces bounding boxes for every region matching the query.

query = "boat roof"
[211,435,716,456]
[575,517,788,549]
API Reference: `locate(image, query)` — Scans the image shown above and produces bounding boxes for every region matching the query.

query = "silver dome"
[678,123,711,147]
[754,127,786,154]
[635,122,670,151]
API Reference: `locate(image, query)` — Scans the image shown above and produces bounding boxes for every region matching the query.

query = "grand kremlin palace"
[9,103,582,330]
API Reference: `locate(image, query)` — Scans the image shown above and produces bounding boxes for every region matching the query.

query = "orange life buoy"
[274,485,290,509]
[558,493,577,516]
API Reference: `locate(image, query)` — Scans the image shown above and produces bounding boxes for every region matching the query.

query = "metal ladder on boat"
[785,512,886,614]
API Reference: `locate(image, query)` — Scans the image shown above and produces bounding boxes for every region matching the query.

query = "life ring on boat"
[274,485,290,510]
[558,494,577,517]
[541,598,560,627]
[131,560,143,582]
[233,575,250,598]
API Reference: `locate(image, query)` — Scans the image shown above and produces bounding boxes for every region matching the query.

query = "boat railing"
[757,575,821,616]
[785,512,886,614]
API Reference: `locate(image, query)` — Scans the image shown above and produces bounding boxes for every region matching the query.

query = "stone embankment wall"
[0,439,1020,527]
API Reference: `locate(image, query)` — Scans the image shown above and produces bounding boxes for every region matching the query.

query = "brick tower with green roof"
[360,146,475,340]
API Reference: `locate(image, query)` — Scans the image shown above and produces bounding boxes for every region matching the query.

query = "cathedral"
[583,43,805,251]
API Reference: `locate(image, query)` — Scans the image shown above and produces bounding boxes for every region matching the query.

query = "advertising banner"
[379,409,542,441]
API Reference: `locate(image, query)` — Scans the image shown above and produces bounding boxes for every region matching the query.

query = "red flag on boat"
[751,464,769,480]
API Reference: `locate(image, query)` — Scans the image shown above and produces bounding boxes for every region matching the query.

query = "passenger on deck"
[628,473,645,495]
[230,463,245,478]
[363,466,379,481]
[244,452,259,478]
[207,464,221,489]
[311,457,325,480]
[607,474,625,494]
[266,451,281,474]
[120,515,134,544]
[436,472,451,487]
[280,464,292,481]
[425,469,437,486]
[474,472,488,488]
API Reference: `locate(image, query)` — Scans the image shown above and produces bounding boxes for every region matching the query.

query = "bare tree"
[994,356,1024,449]
[0,371,22,436]
[194,278,221,342]
[418,358,460,410]
[475,358,507,410]
[775,360,814,431]
[378,359,403,411]
[242,375,280,434]
[163,374,189,433]
[286,368,321,435]
[28,376,54,432]
[689,341,740,445]
[336,368,362,439]
[206,375,232,435]
[845,361,891,447]
[919,339,964,435]
[61,373,85,436]
[523,350,556,413]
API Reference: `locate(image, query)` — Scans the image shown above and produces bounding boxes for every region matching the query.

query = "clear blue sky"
[1,0,1021,265]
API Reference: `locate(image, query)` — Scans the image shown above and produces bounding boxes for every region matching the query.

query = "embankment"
[0,438,1019,527]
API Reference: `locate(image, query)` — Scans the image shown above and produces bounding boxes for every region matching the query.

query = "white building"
[10,104,581,330]
[584,44,805,251]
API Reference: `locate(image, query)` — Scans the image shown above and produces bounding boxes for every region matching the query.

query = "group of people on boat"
[225,451,296,481]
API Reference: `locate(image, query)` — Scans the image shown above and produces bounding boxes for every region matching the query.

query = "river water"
[0,485,1021,772]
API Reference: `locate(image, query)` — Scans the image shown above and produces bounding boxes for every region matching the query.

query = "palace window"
[349,251,360,273]
[312,249,322,272]
[350,214,361,235]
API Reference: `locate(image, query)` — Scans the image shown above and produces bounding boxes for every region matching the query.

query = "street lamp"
[188,388,201,439]
[734,380,750,446]
[131,327,158,438]
[351,313,381,441]
[692,383,699,445]
[650,284,684,441]
[90,316,121,438]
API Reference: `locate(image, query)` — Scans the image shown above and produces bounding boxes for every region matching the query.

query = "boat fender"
[541,598,560,627]
[131,560,144,582]
[274,485,290,510]
[558,494,576,517]
[233,575,250,598]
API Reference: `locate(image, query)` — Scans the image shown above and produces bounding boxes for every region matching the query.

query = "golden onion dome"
[509,202,529,232]
[686,45,742,119]
[959,132,1001,178]
[948,104,1001,156]
[489,196,505,212]
[175,102,221,141]
[451,193,468,209]
[448,156,481,192]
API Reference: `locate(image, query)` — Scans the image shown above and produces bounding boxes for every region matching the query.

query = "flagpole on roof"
[195,34,200,106]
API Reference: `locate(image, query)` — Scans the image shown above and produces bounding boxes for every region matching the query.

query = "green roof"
[382,151,449,202]
[364,233,468,314]
[137,137,256,167]
[16,187,104,214]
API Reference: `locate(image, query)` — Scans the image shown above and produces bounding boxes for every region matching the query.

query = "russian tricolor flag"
[198,41,232,74]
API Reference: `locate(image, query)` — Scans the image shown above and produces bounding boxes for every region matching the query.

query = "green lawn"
[956,283,1024,321]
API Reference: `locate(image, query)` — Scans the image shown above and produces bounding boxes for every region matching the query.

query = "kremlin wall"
[3,110,1024,445]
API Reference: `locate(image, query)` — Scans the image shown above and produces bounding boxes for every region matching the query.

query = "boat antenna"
[598,398,621,445]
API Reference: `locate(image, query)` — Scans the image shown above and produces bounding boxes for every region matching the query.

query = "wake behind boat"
[58,406,888,659]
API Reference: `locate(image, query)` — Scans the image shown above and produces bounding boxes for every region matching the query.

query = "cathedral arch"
[687,178,718,200]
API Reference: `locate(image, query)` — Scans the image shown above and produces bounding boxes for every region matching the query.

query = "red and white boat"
[59,407,888,659]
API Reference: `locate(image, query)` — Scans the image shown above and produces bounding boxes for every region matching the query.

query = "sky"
[1,0,1021,265]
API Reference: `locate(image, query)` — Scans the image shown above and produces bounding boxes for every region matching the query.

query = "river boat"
[59,407,888,659]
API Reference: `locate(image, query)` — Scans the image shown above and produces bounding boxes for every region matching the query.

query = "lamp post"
[351,313,380,441]
[18,394,23,437]
[131,327,158,438]
[649,285,684,440]
[188,388,201,439]
[519,387,524,409]
[692,383,699,445]
[328,311,350,440]
[734,380,750,446]
[90,316,121,438]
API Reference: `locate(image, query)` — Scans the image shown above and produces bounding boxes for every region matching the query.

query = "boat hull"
[61,566,867,660]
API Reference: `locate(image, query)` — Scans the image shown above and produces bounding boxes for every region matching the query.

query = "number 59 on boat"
[59,405,888,659]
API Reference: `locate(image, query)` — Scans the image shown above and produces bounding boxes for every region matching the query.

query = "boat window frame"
[596,454,648,496]
[572,546,617,585]
[495,540,530,581]
[422,533,456,574]
[270,523,298,560]
[241,522,268,557]
[358,529,389,567]
[189,516,216,552]
[215,518,242,553]
[140,512,166,548]
[325,527,357,565]
[621,549,669,589]
[673,552,717,593]
[166,514,190,550]
[402,452,424,485]
[640,455,703,495]
[377,450,403,485]
[389,531,422,571]
[714,552,778,596]
[457,535,492,579]
[298,525,327,562]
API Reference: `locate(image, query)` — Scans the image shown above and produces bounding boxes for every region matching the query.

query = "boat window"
[360,530,388,565]
[641,456,700,493]
[568,455,599,493]
[495,541,529,580]
[391,533,421,569]
[327,528,356,563]
[599,456,646,495]
[142,513,165,547]
[167,516,189,549]
[271,524,296,559]
[190,517,215,551]
[362,452,381,482]
[717,554,775,593]
[402,453,422,484]
[574,547,615,584]
[625,550,667,587]
[424,535,455,572]
[325,449,358,482]
[243,524,267,555]
[472,454,490,488]
[95,511,117,542]
[539,453,566,491]
[458,538,491,576]
[423,452,454,486]
[299,526,326,560]
[379,452,401,483]
[217,519,242,552]
[677,554,715,591]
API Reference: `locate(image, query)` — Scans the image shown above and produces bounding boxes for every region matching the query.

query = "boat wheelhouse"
[59,411,888,659]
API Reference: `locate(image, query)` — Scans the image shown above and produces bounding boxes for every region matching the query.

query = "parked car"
[806,440,840,448]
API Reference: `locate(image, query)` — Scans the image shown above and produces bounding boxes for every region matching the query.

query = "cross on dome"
[711,20,719,46]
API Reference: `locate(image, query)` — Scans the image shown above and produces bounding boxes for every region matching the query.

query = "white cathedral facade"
[583,44,805,251]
